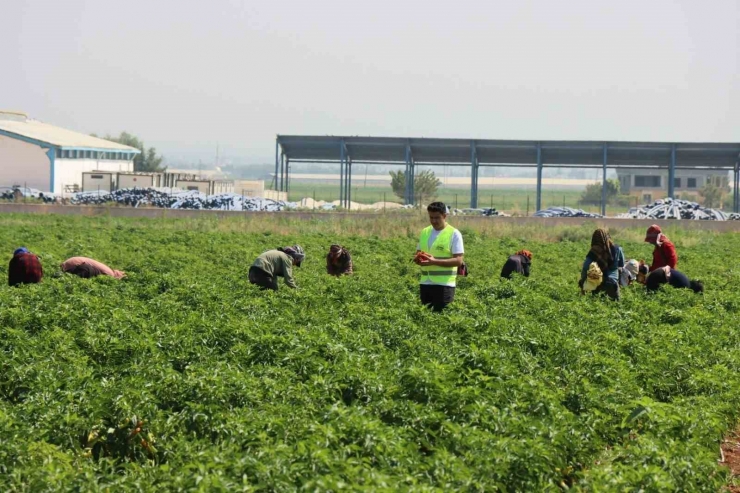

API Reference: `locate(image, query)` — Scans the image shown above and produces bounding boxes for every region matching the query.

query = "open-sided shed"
[275,136,740,213]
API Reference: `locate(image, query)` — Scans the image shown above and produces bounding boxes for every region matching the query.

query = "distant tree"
[579,178,621,205]
[92,132,166,172]
[699,176,729,208]
[389,169,442,202]
[389,170,406,199]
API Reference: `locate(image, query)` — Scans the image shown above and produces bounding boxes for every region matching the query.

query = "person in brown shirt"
[8,247,43,286]
[326,244,353,276]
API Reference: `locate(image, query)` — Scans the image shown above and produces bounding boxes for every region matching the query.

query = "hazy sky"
[2,0,738,163]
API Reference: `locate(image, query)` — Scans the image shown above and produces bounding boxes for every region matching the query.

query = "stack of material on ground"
[482,208,507,217]
[1,188,57,203]
[293,197,405,211]
[534,207,602,218]
[616,198,740,221]
[70,188,287,211]
[451,208,508,216]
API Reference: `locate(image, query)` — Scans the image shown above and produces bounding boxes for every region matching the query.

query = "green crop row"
[0,214,738,492]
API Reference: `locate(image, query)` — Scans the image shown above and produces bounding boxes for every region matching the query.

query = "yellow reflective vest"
[419,225,458,286]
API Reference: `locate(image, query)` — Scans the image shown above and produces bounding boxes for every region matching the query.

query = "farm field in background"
[283,183,634,215]
[1,214,739,491]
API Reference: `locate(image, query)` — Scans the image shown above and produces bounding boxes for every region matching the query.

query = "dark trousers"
[249,266,278,291]
[420,284,455,312]
[593,280,620,301]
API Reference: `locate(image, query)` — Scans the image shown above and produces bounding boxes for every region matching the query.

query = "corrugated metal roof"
[0,117,140,152]
[278,136,740,168]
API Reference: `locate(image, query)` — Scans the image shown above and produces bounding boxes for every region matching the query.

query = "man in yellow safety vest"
[414,201,465,312]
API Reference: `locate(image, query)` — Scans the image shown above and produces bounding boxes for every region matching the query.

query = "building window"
[687,178,697,188]
[674,177,681,188]
[635,176,661,188]
[642,194,652,203]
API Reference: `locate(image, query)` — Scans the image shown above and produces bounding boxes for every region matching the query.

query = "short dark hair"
[689,280,704,293]
[427,202,447,214]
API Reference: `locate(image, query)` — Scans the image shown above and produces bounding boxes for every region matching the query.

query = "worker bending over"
[646,266,703,293]
[249,245,305,290]
[8,247,43,286]
[414,202,464,312]
[645,224,677,271]
[500,250,532,279]
[578,229,624,300]
[326,244,353,276]
[61,257,126,279]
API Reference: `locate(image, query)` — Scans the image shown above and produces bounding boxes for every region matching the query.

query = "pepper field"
[1,213,739,491]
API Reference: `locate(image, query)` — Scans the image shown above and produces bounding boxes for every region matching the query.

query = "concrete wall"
[1,203,739,232]
[0,134,50,190]
[55,158,134,194]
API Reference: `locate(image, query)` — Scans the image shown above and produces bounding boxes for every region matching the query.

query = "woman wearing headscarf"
[500,250,532,279]
[61,257,126,279]
[645,266,703,293]
[578,229,624,300]
[249,245,305,290]
[620,259,640,287]
[645,224,677,272]
[8,247,43,286]
[326,244,353,276]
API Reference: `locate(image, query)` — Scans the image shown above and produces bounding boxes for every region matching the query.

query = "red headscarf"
[516,250,533,260]
[645,224,661,244]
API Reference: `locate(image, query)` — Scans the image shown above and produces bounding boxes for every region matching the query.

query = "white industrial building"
[0,111,140,194]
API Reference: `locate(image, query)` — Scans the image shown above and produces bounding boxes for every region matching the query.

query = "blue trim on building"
[0,129,140,154]
[46,148,56,193]
[59,147,140,154]
[0,128,54,149]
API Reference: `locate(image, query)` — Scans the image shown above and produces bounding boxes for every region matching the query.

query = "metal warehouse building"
[0,111,140,194]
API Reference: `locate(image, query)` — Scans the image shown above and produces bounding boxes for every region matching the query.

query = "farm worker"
[8,247,43,286]
[645,266,703,293]
[636,261,649,285]
[414,201,464,312]
[578,228,624,300]
[326,244,353,276]
[500,250,532,279]
[249,245,305,290]
[645,224,677,271]
[61,257,126,279]
[620,259,640,287]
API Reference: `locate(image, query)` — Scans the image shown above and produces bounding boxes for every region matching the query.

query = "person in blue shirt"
[578,228,624,300]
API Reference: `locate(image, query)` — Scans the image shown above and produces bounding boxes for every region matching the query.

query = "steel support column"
[285,158,290,195]
[470,141,479,209]
[734,161,739,213]
[410,159,415,205]
[346,158,352,208]
[404,143,413,205]
[279,152,285,191]
[535,143,543,212]
[274,138,279,191]
[668,144,676,198]
[601,144,608,216]
[339,140,346,205]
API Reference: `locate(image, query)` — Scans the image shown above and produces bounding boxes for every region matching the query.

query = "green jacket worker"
[249,245,305,290]
[414,202,464,312]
